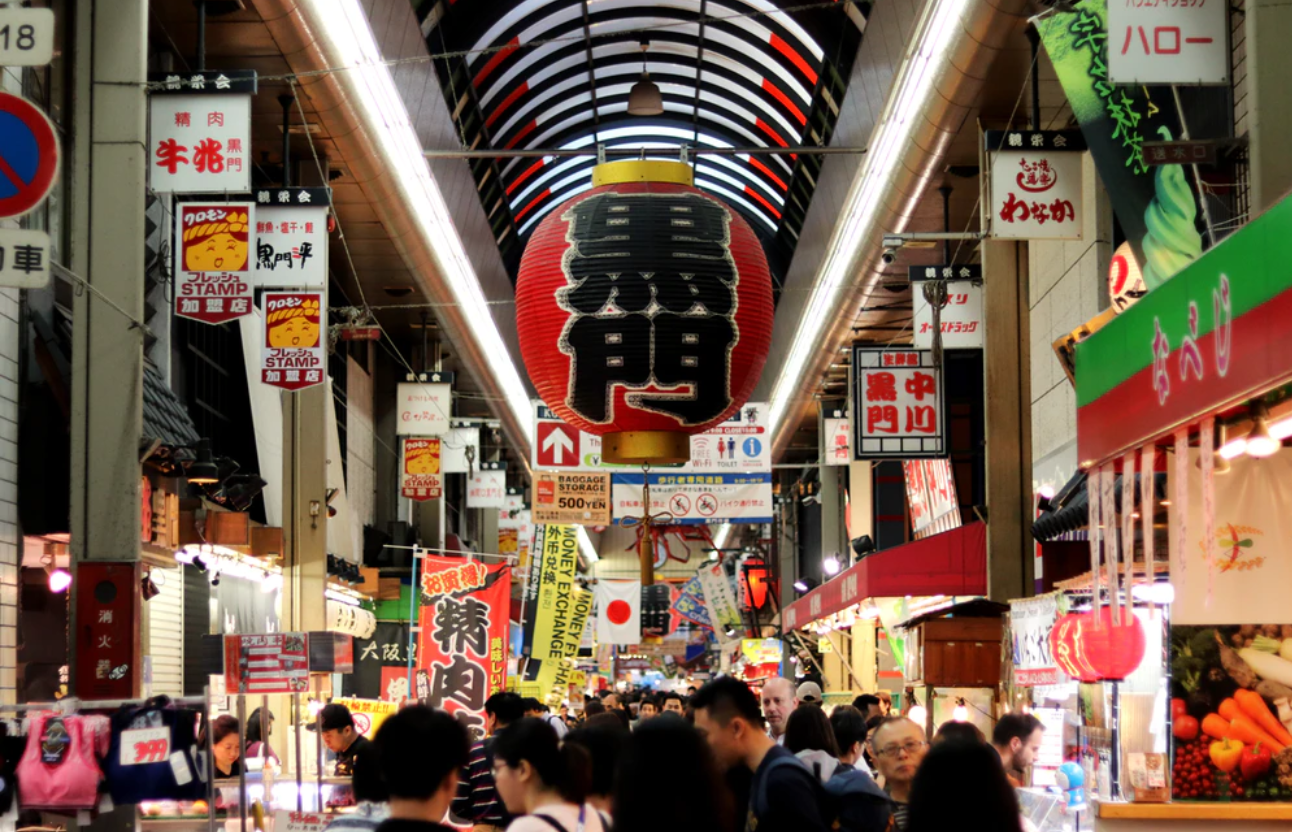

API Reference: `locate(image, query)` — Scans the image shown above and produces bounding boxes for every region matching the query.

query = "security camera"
[881,247,898,265]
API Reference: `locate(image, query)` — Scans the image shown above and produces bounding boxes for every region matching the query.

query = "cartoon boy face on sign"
[266,297,320,348]
[183,208,250,272]
[405,441,441,475]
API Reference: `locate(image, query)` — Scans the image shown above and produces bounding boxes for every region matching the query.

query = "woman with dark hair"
[211,715,241,777]
[564,719,628,813]
[784,706,840,760]
[245,708,281,769]
[612,717,734,832]
[933,721,986,746]
[784,707,891,832]
[492,718,605,832]
[906,741,1024,832]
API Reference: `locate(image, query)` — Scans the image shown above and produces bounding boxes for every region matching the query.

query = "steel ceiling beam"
[423,145,867,159]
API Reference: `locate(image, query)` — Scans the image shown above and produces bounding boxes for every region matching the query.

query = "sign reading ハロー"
[1075,193,1292,466]
[1107,0,1229,85]
[851,347,946,458]
[402,438,443,501]
[174,203,255,324]
[988,130,1085,241]
[260,292,325,391]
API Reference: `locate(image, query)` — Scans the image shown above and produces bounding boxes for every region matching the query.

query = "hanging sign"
[1108,241,1147,314]
[988,130,1085,241]
[0,8,55,67]
[329,698,397,738]
[697,562,742,635]
[149,91,252,193]
[823,412,850,466]
[401,438,443,501]
[260,291,325,391]
[1107,0,1229,85]
[253,188,329,288]
[520,525,593,704]
[396,375,453,436]
[533,471,611,525]
[611,472,773,525]
[416,556,511,737]
[74,562,139,699]
[467,465,506,508]
[272,812,328,832]
[0,92,60,219]
[1010,594,1063,687]
[914,282,984,350]
[441,425,480,473]
[498,490,527,529]
[908,264,983,282]
[0,228,50,288]
[903,458,961,539]
[174,203,255,324]
[851,347,946,459]
[223,632,309,694]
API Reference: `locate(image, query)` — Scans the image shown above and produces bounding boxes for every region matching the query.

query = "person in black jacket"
[372,707,469,832]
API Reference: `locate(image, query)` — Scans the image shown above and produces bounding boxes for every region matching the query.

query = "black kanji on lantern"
[557,192,739,426]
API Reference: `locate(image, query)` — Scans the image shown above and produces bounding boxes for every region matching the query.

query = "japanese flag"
[595,580,641,646]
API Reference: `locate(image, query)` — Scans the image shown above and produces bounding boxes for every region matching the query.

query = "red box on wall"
[74,562,141,699]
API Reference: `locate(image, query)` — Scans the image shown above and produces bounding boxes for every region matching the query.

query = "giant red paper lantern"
[516,160,774,464]
[1049,612,1100,683]
[1080,605,1147,681]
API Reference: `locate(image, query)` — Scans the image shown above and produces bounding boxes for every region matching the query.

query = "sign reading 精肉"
[851,347,946,458]
[396,378,453,436]
[988,130,1085,241]
[914,281,984,350]
[260,292,325,391]
[533,471,611,525]
[254,188,329,289]
[174,203,255,324]
[1107,0,1229,86]
[401,438,443,501]
[149,89,252,194]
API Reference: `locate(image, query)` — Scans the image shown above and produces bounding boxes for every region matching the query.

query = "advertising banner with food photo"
[401,438,443,501]
[1170,624,1292,802]
[174,203,255,324]
[260,292,325,391]
[415,555,510,738]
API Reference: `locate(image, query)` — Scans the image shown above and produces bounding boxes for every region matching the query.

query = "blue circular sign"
[742,437,762,459]
[0,93,59,219]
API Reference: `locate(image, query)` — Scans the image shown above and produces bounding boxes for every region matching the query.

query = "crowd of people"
[331,679,1048,832]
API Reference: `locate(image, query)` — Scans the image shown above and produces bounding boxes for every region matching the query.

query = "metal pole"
[206,686,215,832]
[237,694,248,832]
[195,0,207,71]
[1027,26,1041,132]
[293,691,303,810]
[938,185,953,264]
[406,548,421,698]
[422,145,868,160]
[279,94,295,188]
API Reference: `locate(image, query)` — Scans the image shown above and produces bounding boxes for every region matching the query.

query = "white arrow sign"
[542,426,574,464]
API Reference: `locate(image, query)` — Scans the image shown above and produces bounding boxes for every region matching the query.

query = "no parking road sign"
[0,92,59,220]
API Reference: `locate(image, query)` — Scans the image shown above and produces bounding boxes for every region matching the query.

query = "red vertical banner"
[74,562,141,699]
[416,556,510,737]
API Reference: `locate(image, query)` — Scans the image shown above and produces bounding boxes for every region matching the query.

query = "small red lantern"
[516,160,774,464]
[1049,612,1100,683]
[1079,605,1147,681]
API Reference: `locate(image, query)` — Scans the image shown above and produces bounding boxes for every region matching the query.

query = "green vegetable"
[1253,635,1282,653]
[1173,628,1221,692]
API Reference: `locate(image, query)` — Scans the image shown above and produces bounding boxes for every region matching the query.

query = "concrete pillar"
[851,619,878,694]
[281,387,328,633]
[848,461,873,548]
[1247,0,1292,213]
[415,497,444,551]
[981,240,1033,601]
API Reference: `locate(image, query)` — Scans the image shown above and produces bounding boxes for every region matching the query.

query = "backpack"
[821,769,893,832]
[749,752,822,822]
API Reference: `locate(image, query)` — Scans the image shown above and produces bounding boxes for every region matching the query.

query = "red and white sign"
[149,93,251,193]
[260,292,325,391]
[914,282,984,350]
[990,149,1082,240]
[396,380,451,436]
[119,727,171,766]
[536,421,580,468]
[823,417,850,466]
[1108,0,1229,85]
[903,458,961,539]
[0,92,60,219]
[254,203,328,288]
[1109,240,1147,314]
[852,348,945,458]
[273,811,329,832]
[223,632,309,694]
[467,468,506,508]
[174,203,255,324]
[402,438,443,501]
[1010,595,1063,687]
[595,579,642,645]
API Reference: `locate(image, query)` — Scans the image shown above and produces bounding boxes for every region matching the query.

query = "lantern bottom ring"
[602,431,691,466]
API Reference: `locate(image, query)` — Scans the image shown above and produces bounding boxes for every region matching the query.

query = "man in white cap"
[796,681,824,707]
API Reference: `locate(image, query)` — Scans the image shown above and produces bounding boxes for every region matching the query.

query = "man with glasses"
[870,717,928,831]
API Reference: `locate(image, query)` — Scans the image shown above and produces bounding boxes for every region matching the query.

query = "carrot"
[1202,713,1233,740]
[1219,698,1242,721]
[1227,713,1286,753]
[1235,688,1292,747]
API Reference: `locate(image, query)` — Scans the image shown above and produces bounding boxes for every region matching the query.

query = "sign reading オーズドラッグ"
[174,203,255,324]
[260,292,325,391]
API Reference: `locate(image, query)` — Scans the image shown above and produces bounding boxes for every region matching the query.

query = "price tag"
[120,726,171,766]
[0,9,55,67]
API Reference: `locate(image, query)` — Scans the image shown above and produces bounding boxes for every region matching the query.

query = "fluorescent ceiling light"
[577,526,600,563]
[304,0,533,446]
[767,0,972,434]
[712,523,733,552]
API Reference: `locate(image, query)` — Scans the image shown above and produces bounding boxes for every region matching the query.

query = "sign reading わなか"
[260,292,325,391]
[851,347,945,458]
[149,92,252,194]
[402,438,443,501]
[174,203,255,324]
[988,131,1085,241]
[254,188,329,288]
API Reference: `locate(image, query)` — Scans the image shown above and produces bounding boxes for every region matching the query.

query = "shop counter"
[1095,801,1292,832]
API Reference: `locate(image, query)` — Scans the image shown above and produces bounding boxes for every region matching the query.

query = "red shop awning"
[781,521,987,631]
